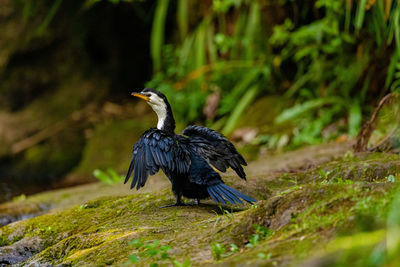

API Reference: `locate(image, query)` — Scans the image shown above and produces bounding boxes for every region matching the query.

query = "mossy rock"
[0,149,399,266]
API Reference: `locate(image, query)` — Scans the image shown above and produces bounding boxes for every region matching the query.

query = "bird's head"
[131,88,168,112]
[132,88,174,132]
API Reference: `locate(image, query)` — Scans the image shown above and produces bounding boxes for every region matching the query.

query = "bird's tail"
[207,183,256,205]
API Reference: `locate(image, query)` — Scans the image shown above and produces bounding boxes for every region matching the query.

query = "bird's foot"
[160,199,200,208]
[160,202,187,208]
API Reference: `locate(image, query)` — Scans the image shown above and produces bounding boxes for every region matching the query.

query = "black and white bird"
[125,88,256,207]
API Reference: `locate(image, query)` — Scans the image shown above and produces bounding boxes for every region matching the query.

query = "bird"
[125,88,256,207]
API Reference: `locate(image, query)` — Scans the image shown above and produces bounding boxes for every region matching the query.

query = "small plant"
[230,244,239,253]
[246,224,272,248]
[246,234,259,248]
[209,226,272,261]
[257,252,272,259]
[212,207,235,228]
[319,169,332,180]
[211,242,225,261]
[335,177,354,185]
[387,174,396,183]
[128,239,190,267]
[92,168,122,185]
[210,242,242,261]
[319,169,355,185]
[219,206,234,221]
[254,224,272,239]
[0,236,8,247]
[250,203,258,209]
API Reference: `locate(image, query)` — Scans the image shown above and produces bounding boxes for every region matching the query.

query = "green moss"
[216,183,396,266]
[1,150,399,266]
[3,182,397,266]
[276,152,400,187]
[0,235,7,247]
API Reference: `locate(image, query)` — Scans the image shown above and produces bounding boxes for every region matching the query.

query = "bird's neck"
[153,103,175,135]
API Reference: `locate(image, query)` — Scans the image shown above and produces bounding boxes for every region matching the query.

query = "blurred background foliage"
[0,0,399,196]
[1,2,400,265]
[5,0,400,145]
[78,0,400,149]
[144,0,400,148]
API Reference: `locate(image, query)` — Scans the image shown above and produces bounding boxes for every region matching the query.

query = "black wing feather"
[125,129,190,190]
[182,125,247,180]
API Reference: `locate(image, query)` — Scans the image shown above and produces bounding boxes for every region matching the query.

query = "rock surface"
[0,142,399,266]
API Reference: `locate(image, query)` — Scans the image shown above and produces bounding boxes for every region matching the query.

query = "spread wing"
[182,125,247,180]
[125,129,191,190]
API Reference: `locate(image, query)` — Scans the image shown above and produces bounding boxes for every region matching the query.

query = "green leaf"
[128,255,140,263]
[275,98,342,124]
[194,22,206,70]
[230,244,239,252]
[354,0,368,33]
[387,175,396,183]
[348,101,362,137]
[151,0,170,72]
[219,68,260,114]
[129,239,144,248]
[36,0,63,35]
[92,169,111,184]
[393,7,400,55]
[222,85,259,135]
[177,0,188,41]
[160,252,168,260]
[160,245,172,251]
[106,168,122,182]
[182,258,191,267]
[146,248,159,256]
[243,1,260,60]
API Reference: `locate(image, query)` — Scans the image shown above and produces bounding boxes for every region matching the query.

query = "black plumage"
[125,88,256,206]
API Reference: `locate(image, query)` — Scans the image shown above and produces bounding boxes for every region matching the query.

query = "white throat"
[155,108,166,130]
[148,101,167,130]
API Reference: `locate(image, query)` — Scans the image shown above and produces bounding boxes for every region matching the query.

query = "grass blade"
[219,68,259,114]
[393,7,400,55]
[275,98,342,124]
[385,0,393,20]
[345,0,352,32]
[151,0,170,72]
[385,50,399,89]
[177,0,188,42]
[244,1,260,60]
[354,0,368,33]
[36,0,63,35]
[348,100,362,136]
[222,85,259,135]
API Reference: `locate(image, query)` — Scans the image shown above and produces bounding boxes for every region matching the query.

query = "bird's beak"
[131,92,150,101]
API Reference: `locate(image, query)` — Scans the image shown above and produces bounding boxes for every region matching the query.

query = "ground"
[0,142,399,266]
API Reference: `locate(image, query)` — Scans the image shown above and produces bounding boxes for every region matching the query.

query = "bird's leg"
[160,193,186,208]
